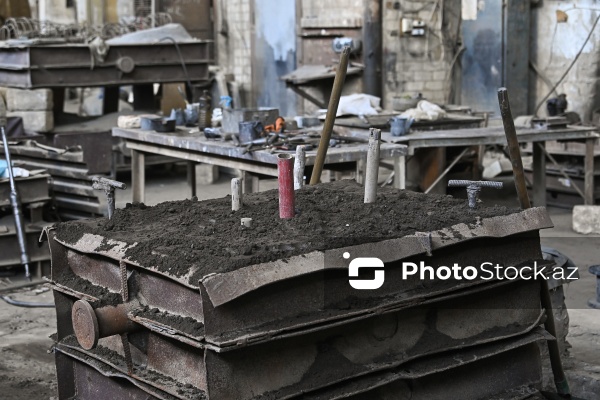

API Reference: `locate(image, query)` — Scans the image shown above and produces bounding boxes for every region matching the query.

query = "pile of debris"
[47,181,557,399]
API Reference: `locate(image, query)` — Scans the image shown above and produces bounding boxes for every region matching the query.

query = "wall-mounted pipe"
[278,153,295,218]
[364,128,381,203]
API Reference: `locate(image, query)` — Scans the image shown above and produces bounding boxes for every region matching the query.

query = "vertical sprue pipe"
[278,154,295,218]
[231,178,242,211]
[364,128,381,203]
[310,47,351,185]
[294,145,306,190]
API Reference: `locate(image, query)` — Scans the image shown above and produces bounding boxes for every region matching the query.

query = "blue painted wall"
[253,0,297,116]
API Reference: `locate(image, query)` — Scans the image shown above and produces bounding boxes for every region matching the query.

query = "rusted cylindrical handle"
[72,300,139,350]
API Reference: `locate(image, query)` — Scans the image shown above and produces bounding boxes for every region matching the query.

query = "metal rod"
[231,178,243,211]
[498,88,571,397]
[539,279,571,397]
[277,154,295,218]
[309,47,351,185]
[497,88,531,209]
[424,147,470,194]
[294,145,306,190]
[364,128,381,203]
[1,126,30,280]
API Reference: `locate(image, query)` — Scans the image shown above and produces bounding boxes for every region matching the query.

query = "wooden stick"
[497,88,531,209]
[309,47,351,185]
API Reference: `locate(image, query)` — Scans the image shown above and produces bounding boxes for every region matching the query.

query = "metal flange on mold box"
[44,184,558,400]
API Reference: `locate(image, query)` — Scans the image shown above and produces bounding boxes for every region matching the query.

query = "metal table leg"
[242,171,259,194]
[532,141,547,207]
[585,137,595,205]
[187,162,197,198]
[131,148,145,203]
[393,155,406,189]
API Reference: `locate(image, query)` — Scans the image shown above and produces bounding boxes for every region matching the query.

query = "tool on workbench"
[203,127,235,141]
[239,120,265,143]
[141,116,176,132]
[1,125,31,280]
[498,87,576,400]
[310,46,351,185]
[447,180,503,209]
[92,176,127,219]
[264,117,286,133]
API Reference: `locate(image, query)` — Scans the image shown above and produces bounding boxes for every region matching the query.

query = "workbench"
[112,127,408,203]
[382,125,599,206]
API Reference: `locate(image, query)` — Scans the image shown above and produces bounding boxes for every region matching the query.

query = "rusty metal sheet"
[0,42,213,89]
[201,234,545,347]
[0,216,51,267]
[0,173,50,207]
[55,278,545,400]
[202,280,545,399]
[52,232,200,290]
[128,314,203,348]
[201,207,553,308]
[135,271,203,322]
[57,338,205,400]
[67,249,123,292]
[301,330,549,400]
[54,345,175,400]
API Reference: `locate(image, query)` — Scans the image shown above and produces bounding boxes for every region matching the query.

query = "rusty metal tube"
[310,47,351,185]
[364,128,381,203]
[277,153,295,218]
[294,145,306,190]
[72,300,139,350]
[231,178,242,211]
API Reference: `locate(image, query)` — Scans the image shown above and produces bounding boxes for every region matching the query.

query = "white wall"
[530,0,600,121]
[38,0,76,24]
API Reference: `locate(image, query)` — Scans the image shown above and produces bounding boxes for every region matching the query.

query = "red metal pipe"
[277,154,295,219]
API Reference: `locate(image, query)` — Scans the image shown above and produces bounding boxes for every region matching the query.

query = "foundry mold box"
[46,181,555,399]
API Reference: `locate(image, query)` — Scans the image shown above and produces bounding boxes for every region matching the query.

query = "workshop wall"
[530,1,600,123]
[215,0,253,107]
[253,0,297,116]
[382,0,461,108]
[38,0,76,24]
[298,0,365,114]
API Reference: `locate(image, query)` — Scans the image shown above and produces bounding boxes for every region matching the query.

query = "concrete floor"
[0,167,598,399]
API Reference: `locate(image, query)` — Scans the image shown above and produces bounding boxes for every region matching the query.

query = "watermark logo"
[346,252,385,290]
[347,256,578,290]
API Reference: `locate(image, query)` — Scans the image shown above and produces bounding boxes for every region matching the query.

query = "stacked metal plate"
[45,188,556,399]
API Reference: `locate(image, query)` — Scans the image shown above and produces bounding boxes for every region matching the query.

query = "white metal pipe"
[294,145,306,190]
[364,128,381,203]
[231,178,242,211]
